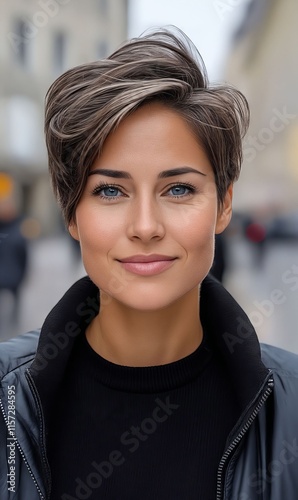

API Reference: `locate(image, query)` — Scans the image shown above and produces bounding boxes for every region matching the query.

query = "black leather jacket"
[0,276,298,499]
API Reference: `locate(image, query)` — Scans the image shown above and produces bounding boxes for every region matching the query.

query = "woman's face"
[69,102,232,311]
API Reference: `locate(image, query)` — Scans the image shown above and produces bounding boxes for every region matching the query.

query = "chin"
[104,283,197,312]
[114,293,175,311]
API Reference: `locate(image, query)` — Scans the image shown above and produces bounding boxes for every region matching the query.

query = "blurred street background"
[1,0,298,353]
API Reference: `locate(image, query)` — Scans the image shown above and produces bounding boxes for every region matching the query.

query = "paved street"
[1,235,298,354]
[225,237,298,354]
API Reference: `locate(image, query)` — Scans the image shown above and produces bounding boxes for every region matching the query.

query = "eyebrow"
[88,167,207,179]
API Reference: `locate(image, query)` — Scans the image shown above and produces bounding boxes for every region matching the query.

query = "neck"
[86,286,203,366]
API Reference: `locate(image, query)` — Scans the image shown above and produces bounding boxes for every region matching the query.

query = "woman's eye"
[167,184,196,197]
[101,186,121,197]
[92,184,123,199]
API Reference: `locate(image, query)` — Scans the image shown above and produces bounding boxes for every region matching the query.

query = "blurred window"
[53,32,67,75]
[97,40,108,59]
[14,20,30,68]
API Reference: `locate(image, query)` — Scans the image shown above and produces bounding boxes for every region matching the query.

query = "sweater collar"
[29,275,269,427]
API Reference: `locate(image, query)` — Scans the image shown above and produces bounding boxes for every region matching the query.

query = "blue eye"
[92,183,123,199]
[101,186,120,197]
[170,185,189,196]
[167,183,196,197]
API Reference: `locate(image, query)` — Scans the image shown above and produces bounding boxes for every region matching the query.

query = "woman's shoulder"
[261,343,298,378]
[0,330,40,379]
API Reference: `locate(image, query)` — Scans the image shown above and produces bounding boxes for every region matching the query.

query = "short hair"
[44,27,249,225]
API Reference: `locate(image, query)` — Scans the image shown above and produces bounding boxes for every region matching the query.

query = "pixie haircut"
[45,27,249,225]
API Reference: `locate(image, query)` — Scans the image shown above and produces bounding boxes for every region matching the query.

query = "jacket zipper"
[0,396,44,499]
[216,374,274,500]
[26,369,52,499]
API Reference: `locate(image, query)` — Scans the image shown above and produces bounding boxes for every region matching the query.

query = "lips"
[118,254,176,263]
[117,255,177,276]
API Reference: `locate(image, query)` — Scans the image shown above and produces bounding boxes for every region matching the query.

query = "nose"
[126,194,165,242]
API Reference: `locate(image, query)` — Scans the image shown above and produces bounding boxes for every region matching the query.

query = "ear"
[215,184,233,234]
[68,219,80,241]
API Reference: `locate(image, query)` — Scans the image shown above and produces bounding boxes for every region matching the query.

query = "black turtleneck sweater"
[47,329,240,500]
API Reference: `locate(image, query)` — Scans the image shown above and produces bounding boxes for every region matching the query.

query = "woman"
[0,28,297,500]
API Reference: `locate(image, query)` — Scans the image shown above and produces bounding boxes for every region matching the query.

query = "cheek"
[182,224,215,257]
[172,208,217,277]
[171,203,217,246]
[76,206,121,250]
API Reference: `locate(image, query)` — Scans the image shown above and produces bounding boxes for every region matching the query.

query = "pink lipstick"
[118,255,177,276]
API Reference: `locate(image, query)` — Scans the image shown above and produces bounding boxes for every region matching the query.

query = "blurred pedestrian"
[0,173,28,337]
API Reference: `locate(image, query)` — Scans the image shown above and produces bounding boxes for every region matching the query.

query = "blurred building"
[224,0,298,217]
[0,0,128,234]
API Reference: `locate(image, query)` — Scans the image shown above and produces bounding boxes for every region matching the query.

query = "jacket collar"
[29,275,270,430]
[200,276,270,408]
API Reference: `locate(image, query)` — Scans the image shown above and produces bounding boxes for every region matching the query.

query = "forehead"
[90,102,212,176]
[110,102,197,143]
